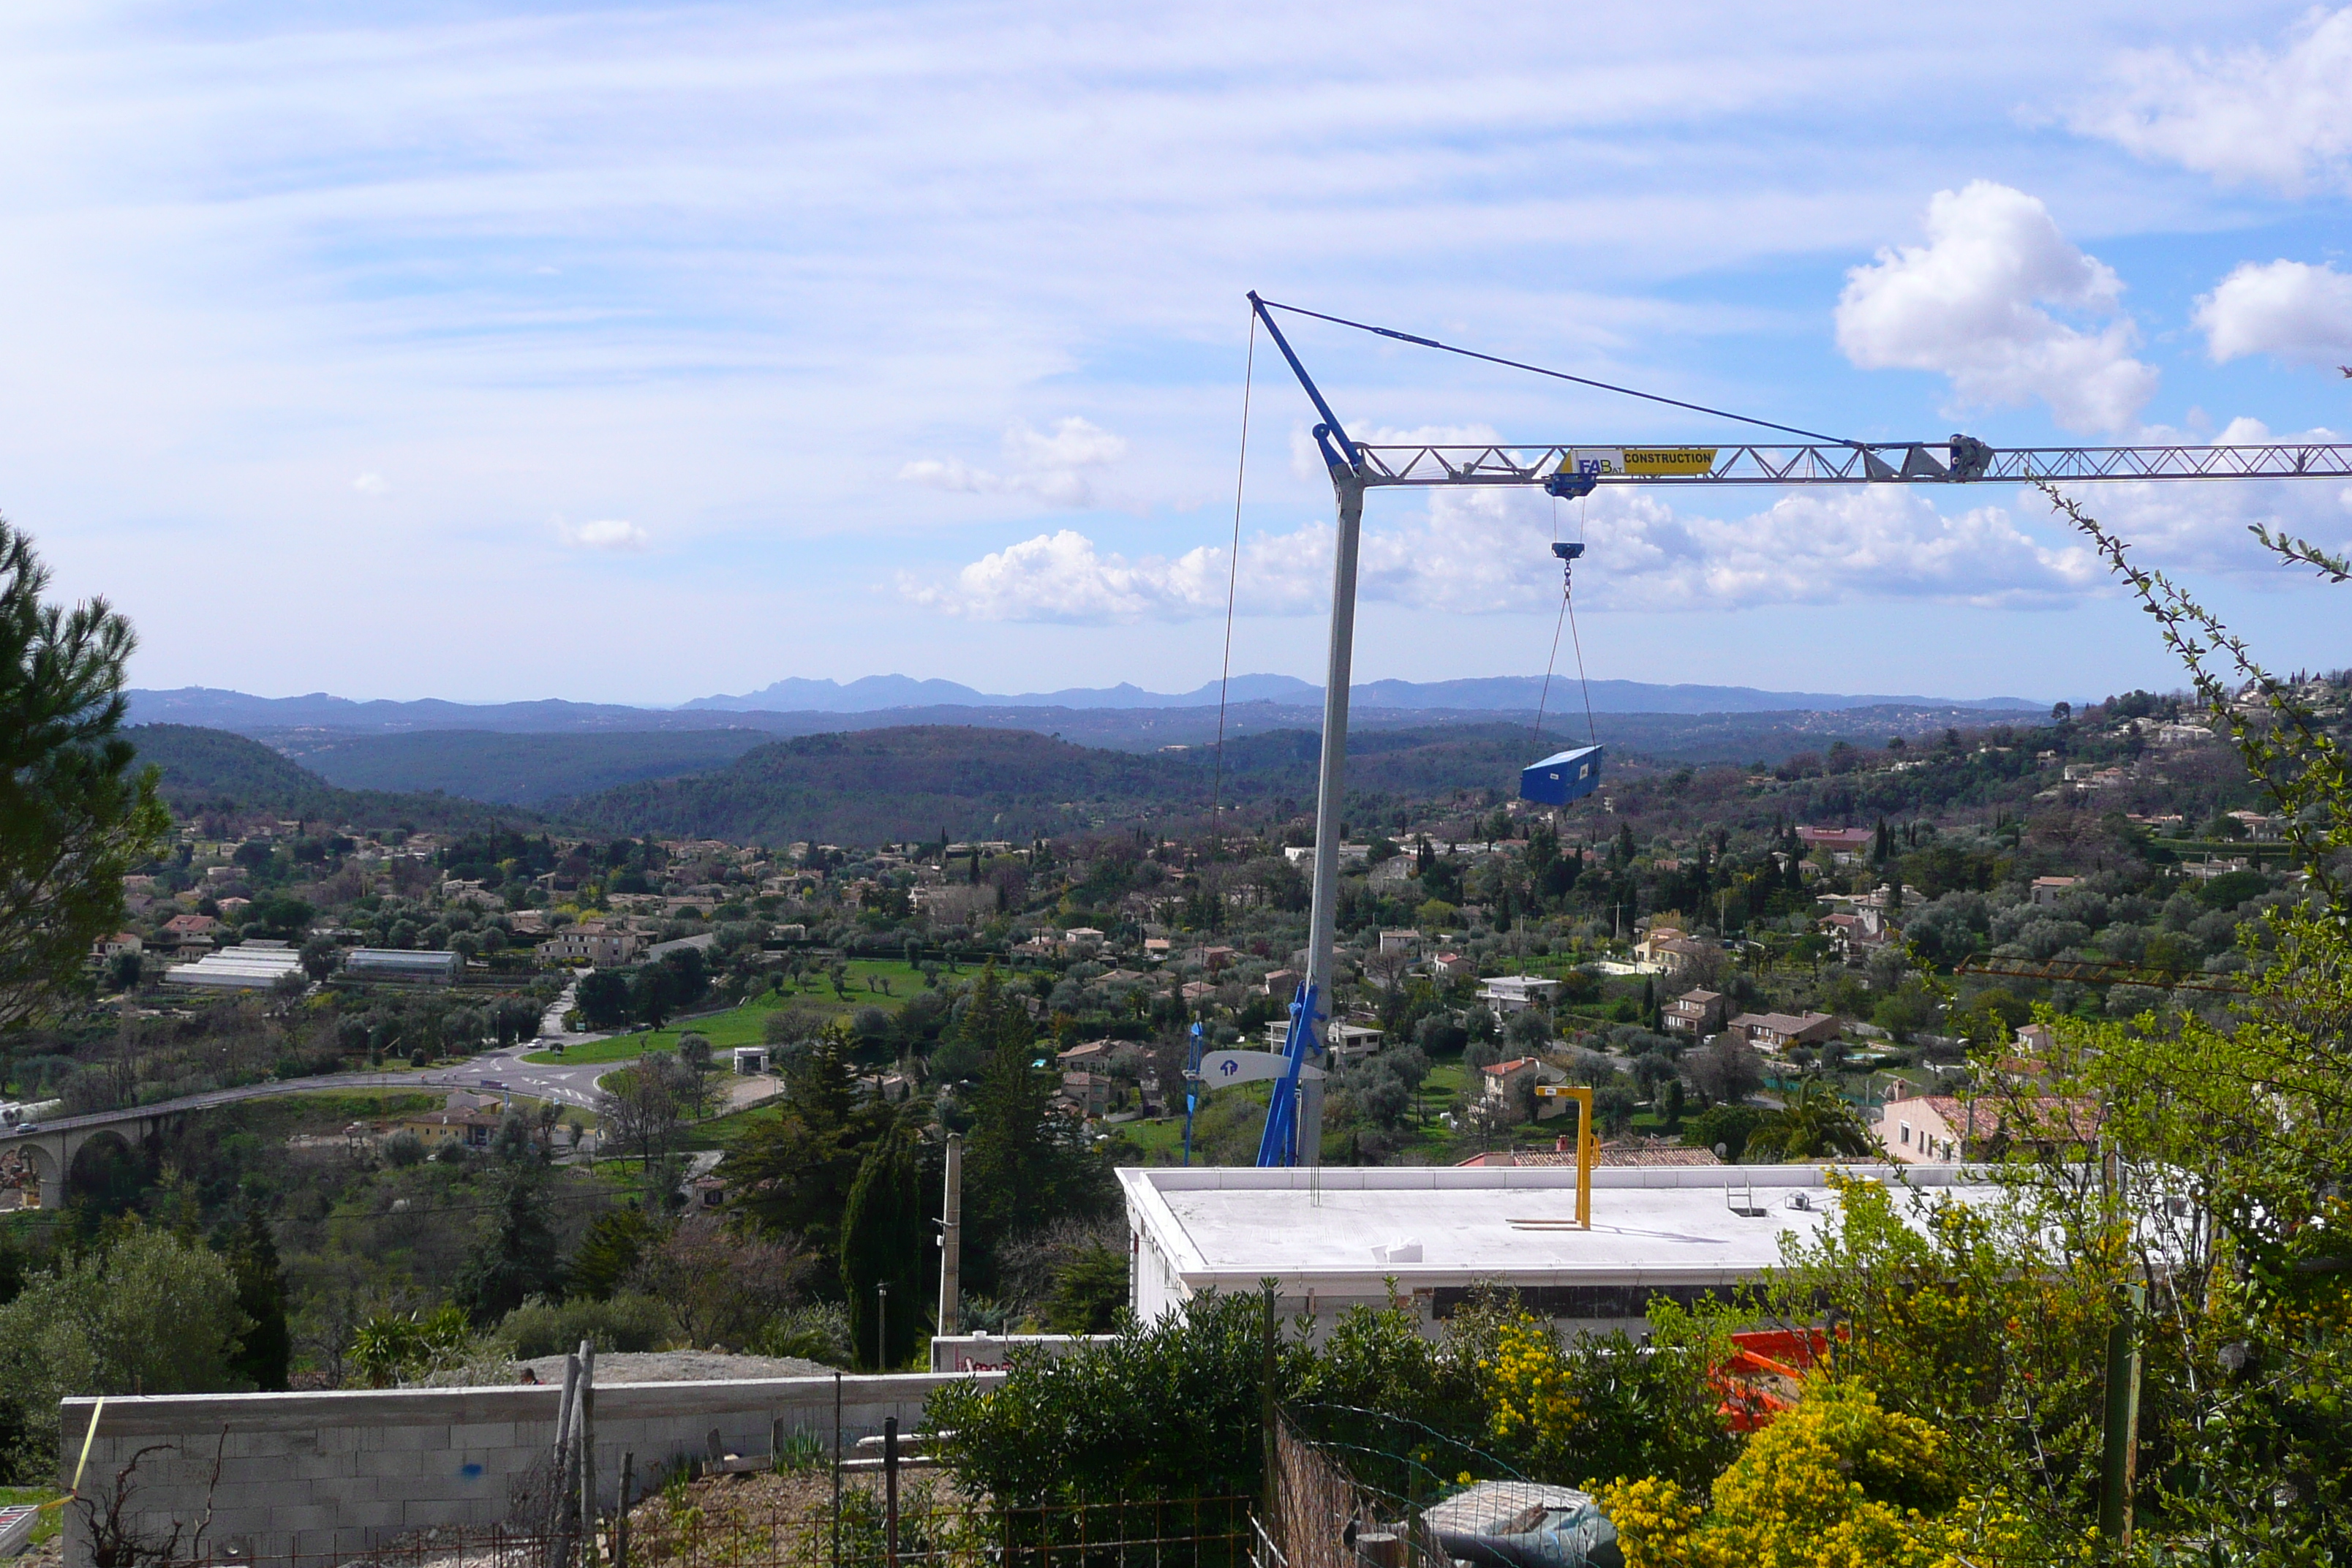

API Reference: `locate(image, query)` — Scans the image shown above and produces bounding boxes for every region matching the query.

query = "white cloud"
[900,418,1128,509]
[905,483,2107,623]
[901,529,1244,622]
[352,472,391,497]
[2043,418,2352,573]
[2194,260,2352,366]
[557,517,649,551]
[1835,181,2157,434]
[2071,9,2352,194]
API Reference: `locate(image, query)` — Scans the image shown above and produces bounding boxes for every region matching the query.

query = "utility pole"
[936,1134,962,1338]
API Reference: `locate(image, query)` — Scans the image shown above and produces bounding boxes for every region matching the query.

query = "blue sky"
[3,0,2350,706]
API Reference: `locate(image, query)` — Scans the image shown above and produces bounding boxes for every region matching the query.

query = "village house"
[2029,875,2081,906]
[536,926,641,966]
[1661,987,1726,1037]
[1873,1083,2101,1164]
[1817,906,1894,960]
[1477,1056,1571,1126]
[391,1105,505,1150]
[1795,825,1874,864]
[1477,974,1561,1014]
[1059,1071,1110,1118]
[1726,1010,1842,1052]
[1056,1040,1116,1068]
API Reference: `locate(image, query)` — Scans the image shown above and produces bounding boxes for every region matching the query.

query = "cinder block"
[308,1473,378,1505]
[324,1500,404,1532]
[373,1424,451,1452]
[366,1448,441,1480]
[261,1504,336,1534]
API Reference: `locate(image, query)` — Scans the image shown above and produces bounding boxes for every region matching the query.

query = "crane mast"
[1237,290,2352,1168]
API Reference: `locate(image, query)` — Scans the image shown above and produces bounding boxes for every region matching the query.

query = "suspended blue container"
[1520,744,1605,806]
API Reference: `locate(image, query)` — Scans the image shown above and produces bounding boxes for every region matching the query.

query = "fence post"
[2099,1281,2144,1553]
[1259,1283,1278,1539]
[831,1373,843,1568]
[549,1351,581,1568]
[616,1452,633,1568]
[883,1414,900,1568]
[578,1343,598,1567]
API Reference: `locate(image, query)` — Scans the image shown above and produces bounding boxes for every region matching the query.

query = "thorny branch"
[2039,481,2352,916]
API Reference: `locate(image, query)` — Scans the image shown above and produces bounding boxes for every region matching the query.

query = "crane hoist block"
[1520,743,1605,806]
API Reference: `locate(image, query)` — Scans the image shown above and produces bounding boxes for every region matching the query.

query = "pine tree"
[453,1166,562,1326]
[962,976,1114,1292]
[728,1025,880,1263]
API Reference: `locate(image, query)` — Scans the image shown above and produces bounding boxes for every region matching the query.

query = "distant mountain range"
[682,672,2040,715]
[129,675,2043,736]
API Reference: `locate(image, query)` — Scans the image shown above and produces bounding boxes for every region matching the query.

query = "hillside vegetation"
[278,728,777,805]
[126,725,535,834]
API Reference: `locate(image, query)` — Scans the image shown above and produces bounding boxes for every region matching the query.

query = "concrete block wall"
[57,1371,998,1566]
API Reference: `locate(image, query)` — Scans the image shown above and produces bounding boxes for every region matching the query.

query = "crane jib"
[1341,440,2352,488]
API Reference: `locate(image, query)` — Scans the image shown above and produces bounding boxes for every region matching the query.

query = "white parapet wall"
[57,1371,997,1566]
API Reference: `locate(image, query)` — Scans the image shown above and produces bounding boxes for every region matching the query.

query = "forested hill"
[126,725,537,833]
[552,723,1569,843]
[555,726,1198,843]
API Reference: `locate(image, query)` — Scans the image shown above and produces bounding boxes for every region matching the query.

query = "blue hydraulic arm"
[1181,1020,1205,1165]
[1254,981,1320,1167]
[1249,291,1360,478]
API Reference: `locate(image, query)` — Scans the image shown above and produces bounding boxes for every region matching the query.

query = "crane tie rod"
[1253,297,1863,449]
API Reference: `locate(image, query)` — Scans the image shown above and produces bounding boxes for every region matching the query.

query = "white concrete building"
[1477,974,1561,1014]
[1119,1163,1997,1339]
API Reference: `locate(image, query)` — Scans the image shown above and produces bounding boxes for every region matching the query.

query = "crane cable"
[1254,295,1862,448]
[1208,308,1256,859]
[1531,497,1599,755]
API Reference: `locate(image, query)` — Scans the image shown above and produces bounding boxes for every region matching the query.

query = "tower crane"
[1228,290,2352,1169]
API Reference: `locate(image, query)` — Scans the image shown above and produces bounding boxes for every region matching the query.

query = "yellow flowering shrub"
[1601,1380,2065,1568]
[1466,1295,1736,1488]
[1482,1316,1579,1448]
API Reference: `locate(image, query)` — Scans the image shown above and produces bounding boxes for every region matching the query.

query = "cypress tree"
[840,1119,930,1369]
[221,1212,290,1391]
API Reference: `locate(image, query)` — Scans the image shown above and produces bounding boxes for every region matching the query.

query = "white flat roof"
[1120,1164,1999,1294]
[163,949,306,988]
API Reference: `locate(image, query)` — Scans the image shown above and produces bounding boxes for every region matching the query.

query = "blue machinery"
[1196,293,2352,1168]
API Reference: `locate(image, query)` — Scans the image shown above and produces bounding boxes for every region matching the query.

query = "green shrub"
[498,1292,672,1360]
[751,1302,853,1366]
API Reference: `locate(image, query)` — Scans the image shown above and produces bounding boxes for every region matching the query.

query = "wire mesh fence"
[121,1491,1256,1568]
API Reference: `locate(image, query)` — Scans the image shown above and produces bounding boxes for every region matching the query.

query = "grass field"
[525,961,936,1066]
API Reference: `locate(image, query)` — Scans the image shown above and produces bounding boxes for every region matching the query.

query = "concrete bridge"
[0,1070,465,1207]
